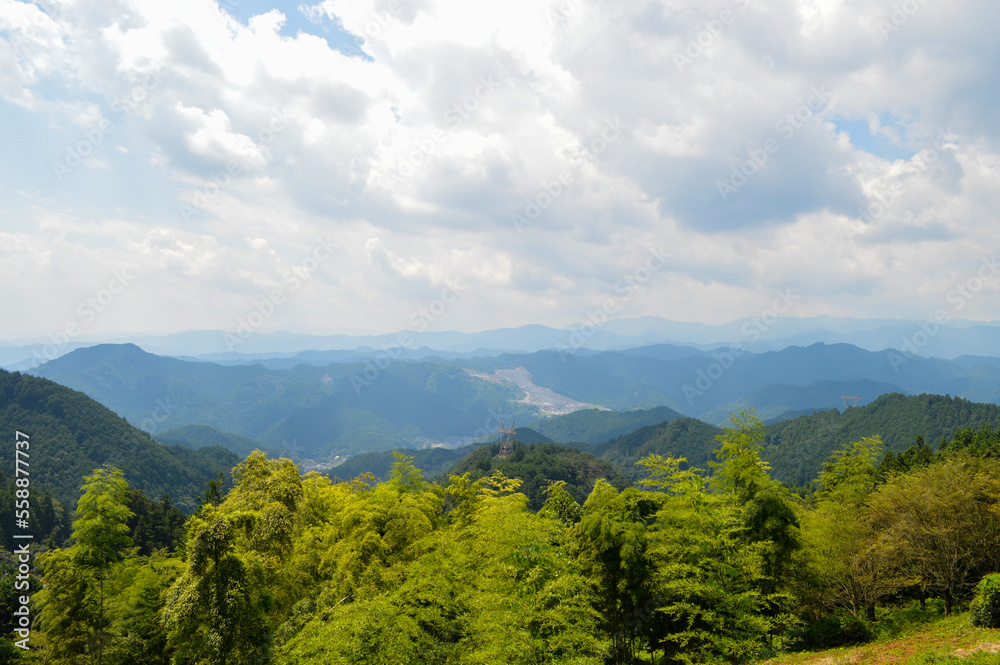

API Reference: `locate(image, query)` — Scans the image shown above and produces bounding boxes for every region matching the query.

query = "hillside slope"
[0,369,239,511]
[528,405,686,444]
[587,393,1000,486]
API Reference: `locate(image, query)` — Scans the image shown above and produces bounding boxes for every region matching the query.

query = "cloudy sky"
[2,0,999,343]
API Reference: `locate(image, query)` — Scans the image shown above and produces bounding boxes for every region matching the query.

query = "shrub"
[797,611,874,649]
[970,573,1000,628]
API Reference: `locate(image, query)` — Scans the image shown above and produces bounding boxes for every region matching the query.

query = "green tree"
[712,409,800,630]
[163,505,270,664]
[36,547,95,662]
[163,451,304,664]
[801,437,910,620]
[278,471,606,665]
[639,454,783,664]
[36,466,134,665]
[103,552,184,665]
[867,456,1000,615]
[75,466,134,665]
[575,479,663,664]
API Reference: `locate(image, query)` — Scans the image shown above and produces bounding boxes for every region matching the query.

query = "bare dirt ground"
[466,366,609,415]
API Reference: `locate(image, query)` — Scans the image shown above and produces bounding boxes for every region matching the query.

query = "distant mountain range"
[10,338,1000,515]
[463,343,1000,417]
[25,341,1000,465]
[29,343,542,458]
[4,315,1000,371]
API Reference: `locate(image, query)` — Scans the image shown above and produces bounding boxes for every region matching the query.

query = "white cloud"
[2,0,1000,340]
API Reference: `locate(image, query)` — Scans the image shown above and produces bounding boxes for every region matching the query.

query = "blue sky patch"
[832,117,915,162]
[220,0,370,58]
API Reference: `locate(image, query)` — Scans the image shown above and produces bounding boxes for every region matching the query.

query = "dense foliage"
[0,369,240,511]
[592,417,723,482]
[330,444,474,482]
[971,574,1000,628]
[765,393,1000,485]
[0,470,71,552]
[447,441,630,509]
[7,406,1000,663]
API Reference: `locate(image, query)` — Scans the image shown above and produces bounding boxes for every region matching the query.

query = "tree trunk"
[944,587,953,617]
[865,603,876,622]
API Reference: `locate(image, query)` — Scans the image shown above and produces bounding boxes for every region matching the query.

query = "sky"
[1,0,999,344]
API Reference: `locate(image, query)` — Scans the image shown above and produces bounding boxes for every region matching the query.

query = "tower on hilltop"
[497,420,516,457]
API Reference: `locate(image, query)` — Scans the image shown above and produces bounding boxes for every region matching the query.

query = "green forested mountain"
[447,440,629,509]
[331,395,1000,495]
[330,445,476,482]
[31,342,1000,469]
[697,379,903,425]
[585,393,1000,487]
[155,423,280,458]
[32,344,540,458]
[591,417,724,481]
[327,430,554,484]
[764,392,1000,485]
[527,406,685,444]
[0,369,239,511]
[478,426,555,446]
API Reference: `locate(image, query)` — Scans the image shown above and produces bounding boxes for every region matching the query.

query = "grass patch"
[764,611,1000,665]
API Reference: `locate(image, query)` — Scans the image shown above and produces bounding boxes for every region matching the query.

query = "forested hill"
[0,369,239,511]
[583,393,1000,487]
[331,445,475,482]
[591,417,724,481]
[156,423,282,458]
[333,393,1000,493]
[527,405,685,444]
[447,441,630,509]
[764,392,1000,485]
